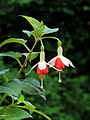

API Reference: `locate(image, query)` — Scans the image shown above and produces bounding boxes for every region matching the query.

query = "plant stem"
[34,109,52,120]
[16,41,37,78]
[0,94,7,105]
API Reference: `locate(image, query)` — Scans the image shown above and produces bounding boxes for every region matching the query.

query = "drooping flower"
[26,47,60,88]
[48,45,75,82]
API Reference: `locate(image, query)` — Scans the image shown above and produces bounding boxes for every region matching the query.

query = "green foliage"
[22,30,32,37]
[0,86,18,96]
[0,52,22,66]
[22,16,42,29]
[0,69,9,76]
[0,38,28,52]
[0,38,27,47]
[22,15,59,39]
[21,77,46,100]
[23,52,39,62]
[6,79,22,96]
[32,74,89,120]
[0,107,32,120]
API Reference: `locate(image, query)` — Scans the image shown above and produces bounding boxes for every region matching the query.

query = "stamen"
[40,77,44,89]
[58,72,61,83]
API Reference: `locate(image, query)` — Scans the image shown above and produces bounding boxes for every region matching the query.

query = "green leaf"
[23,52,39,62]
[42,26,59,36]
[1,108,32,120]
[0,52,22,66]
[21,15,41,29]
[0,51,22,58]
[0,79,22,97]
[0,69,9,76]
[0,108,5,119]
[22,30,32,37]
[23,101,35,109]
[0,38,27,48]
[21,77,46,99]
[0,86,18,96]
[31,26,59,38]
[30,52,39,61]
[23,77,41,88]
[6,78,22,96]
[31,28,44,38]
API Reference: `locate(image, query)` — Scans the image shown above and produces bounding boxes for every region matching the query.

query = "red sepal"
[55,57,65,69]
[36,66,49,74]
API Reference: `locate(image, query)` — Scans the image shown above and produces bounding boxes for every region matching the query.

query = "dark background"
[0,0,90,120]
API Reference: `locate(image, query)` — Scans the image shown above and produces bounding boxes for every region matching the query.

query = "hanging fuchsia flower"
[48,42,75,82]
[26,50,48,76]
[26,46,60,88]
[36,50,49,75]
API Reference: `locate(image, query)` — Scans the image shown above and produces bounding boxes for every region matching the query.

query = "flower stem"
[41,36,61,42]
[16,41,37,78]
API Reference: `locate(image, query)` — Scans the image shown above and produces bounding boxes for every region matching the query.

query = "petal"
[36,67,43,74]
[37,66,49,74]
[60,56,75,68]
[48,56,58,66]
[42,66,49,74]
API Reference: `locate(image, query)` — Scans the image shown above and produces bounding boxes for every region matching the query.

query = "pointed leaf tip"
[0,38,27,48]
[22,30,32,37]
[21,15,41,29]
[42,26,59,36]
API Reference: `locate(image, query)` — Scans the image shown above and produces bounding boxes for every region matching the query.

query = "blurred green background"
[0,0,90,120]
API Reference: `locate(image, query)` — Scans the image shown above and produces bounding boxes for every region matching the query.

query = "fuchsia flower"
[36,60,49,80]
[48,46,75,82]
[26,50,60,88]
